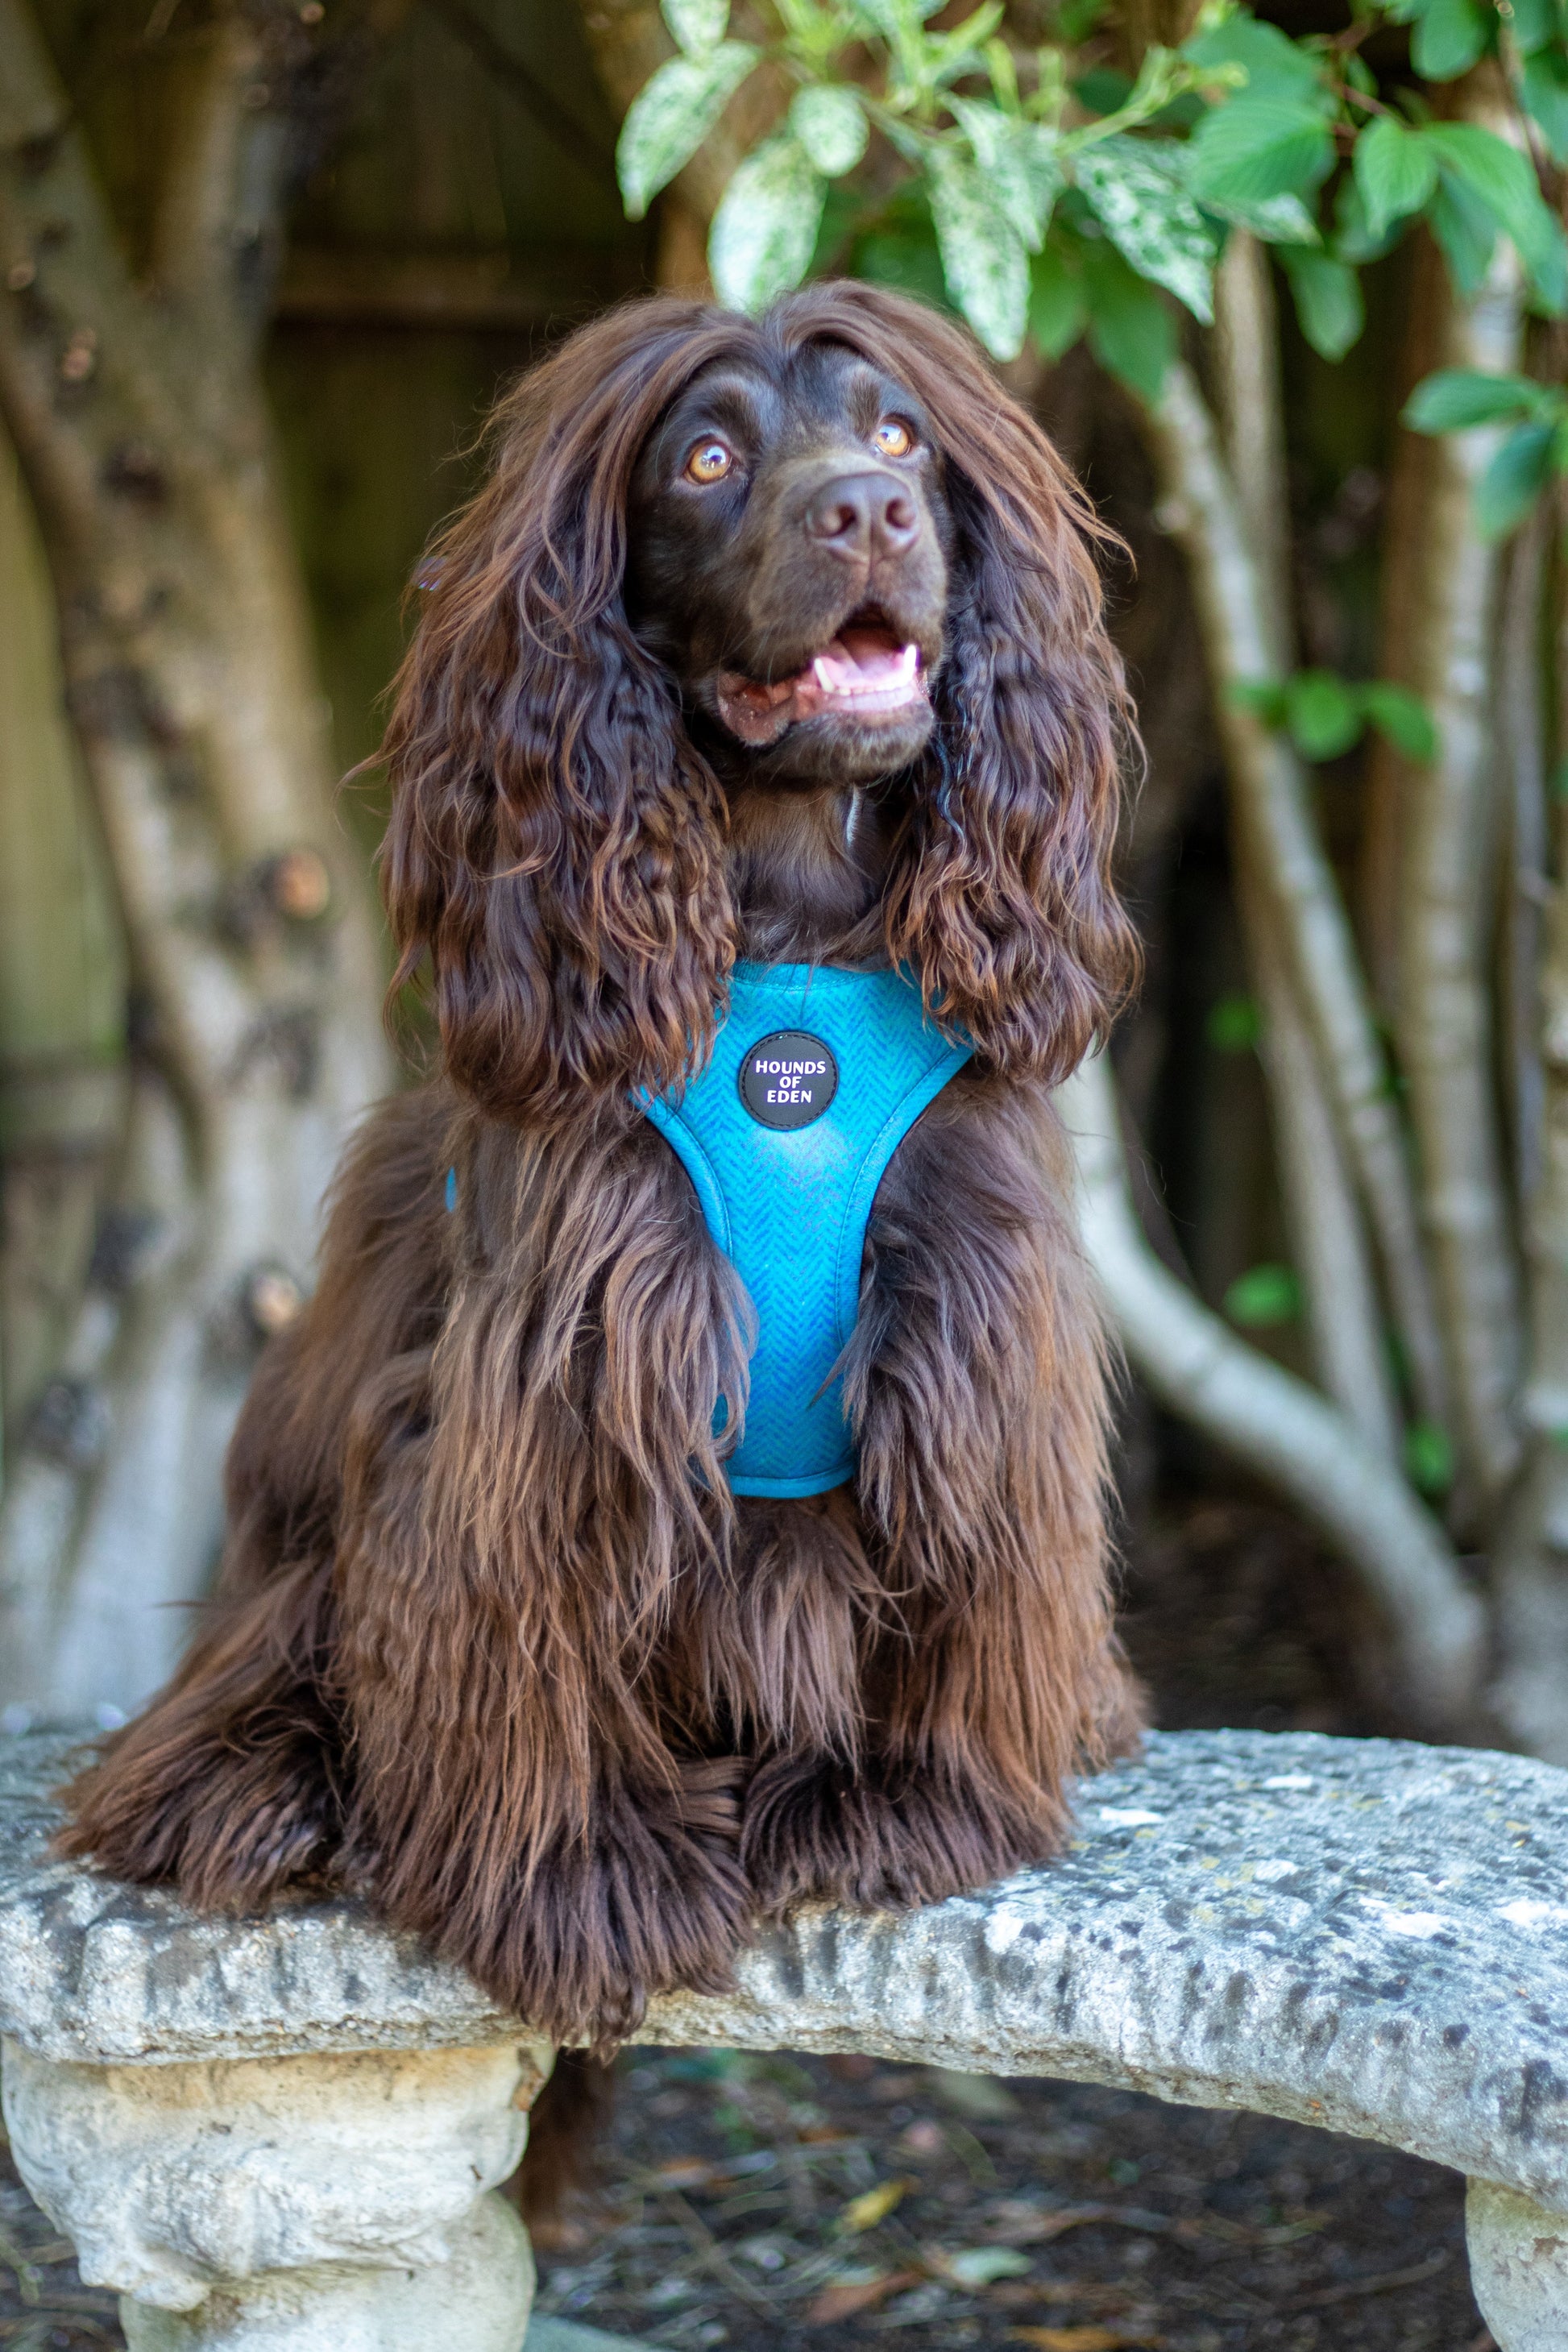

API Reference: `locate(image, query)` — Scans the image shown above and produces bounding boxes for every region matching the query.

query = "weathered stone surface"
[1466,2180,1568,2352]
[114,2194,533,2351]
[2,2040,541,2308]
[645,1729,1568,2221]
[6,1725,1568,2216]
[0,1736,521,2064]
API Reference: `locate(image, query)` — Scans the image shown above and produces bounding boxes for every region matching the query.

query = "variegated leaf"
[1072,135,1217,322]
[710,133,828,311]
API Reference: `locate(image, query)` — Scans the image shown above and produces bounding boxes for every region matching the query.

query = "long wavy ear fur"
[766,284,1139,1078]
[380,284,1135,1114]
[378,304,747,1126]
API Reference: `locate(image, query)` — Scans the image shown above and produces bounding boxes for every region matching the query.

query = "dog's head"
[381,283,1136,1126]
[624,333,951,786]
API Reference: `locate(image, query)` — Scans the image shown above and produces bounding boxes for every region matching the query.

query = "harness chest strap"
[640,961,973,1498]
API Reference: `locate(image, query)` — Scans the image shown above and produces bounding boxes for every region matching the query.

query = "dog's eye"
[874,419,915,458]
[684,440,733,484]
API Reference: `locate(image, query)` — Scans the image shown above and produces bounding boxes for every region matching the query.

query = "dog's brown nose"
[804,471,919,559]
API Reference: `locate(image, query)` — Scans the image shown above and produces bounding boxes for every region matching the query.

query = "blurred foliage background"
[1,0,1566,1756]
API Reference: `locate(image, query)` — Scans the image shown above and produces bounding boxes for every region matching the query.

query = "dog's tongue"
[715,624,926,744]
[811,630,919,698]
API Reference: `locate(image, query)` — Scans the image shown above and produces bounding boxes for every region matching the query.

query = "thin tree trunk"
[1210,237,1401,1458]
[1243,894,1404,1460]
[0,432,127,1495]
[1139,365,1450,1439]
[1371,103,1527,1506]
[1500,511,1551,1229]
[1062,1052,1484,1728]
[1493,478,1568,1757]
[0,0,391,1717]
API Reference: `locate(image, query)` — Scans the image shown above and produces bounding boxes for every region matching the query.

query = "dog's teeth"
[898,643,919,678]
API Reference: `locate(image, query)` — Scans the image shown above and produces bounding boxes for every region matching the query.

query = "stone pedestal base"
[1466,2179,1568,2352]
[2,2038,547,2352]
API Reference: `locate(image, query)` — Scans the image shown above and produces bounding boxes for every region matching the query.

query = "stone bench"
[3,1725,1568,2351]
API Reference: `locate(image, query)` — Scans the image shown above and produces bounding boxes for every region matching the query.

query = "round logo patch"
[738,1030,839,1130]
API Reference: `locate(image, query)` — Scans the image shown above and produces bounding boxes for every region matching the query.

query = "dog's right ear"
[378,311,736,1127]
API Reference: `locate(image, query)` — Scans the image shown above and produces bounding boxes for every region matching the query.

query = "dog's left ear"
[883,389,1139,1082]
[377,312,736,1127]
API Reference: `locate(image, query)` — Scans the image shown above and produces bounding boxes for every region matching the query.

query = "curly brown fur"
[62,288,1144,2188]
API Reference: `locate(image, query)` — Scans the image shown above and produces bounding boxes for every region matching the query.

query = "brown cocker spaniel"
[64,283,1143,2063]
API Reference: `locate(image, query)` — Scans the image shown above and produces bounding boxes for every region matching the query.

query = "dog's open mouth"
[715,616,928,746]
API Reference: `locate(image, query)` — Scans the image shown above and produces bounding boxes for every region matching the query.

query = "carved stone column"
[2,2037,548,2351]
[1466,2179,1568,2352]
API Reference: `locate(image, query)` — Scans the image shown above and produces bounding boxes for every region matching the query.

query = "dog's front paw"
[741,1753,877,1915]
[742,1751,1065,1918]
[453,1760,754,2047]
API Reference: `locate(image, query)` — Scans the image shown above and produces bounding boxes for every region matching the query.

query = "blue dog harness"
[641,962,973,1498]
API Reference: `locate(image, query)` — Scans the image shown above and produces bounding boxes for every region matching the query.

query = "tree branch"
[1378,114,1528,1503]
[1242,873,1404,1459]
[1208,238,1401,1458]
[1139,364,1451,1438]
[1062,1053,1485,1730]
[0,0,389,1711]
[1500,505,1550,1226]
[1210,232,1291,662]
[1491,481,1568,1757]
[151,11,255,299]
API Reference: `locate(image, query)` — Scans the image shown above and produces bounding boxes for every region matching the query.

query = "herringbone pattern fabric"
[642,963,972,1497]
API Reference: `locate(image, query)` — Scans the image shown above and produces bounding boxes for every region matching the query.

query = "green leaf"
[662,0,728,51]
[1359,682,1440,761]
[927,147,1031,358]
[1334,172,1400,265]
[616,43,759,218]
[1224,1263,1303,1328]
[1521,52,1568,168]
[709,133,826,312]
[1353,115,1439,239]
[1181,15,1327,99]
[1410,0,1491,79]
[1404,1418,1454,1495]
[1278,243,1364,359]
[1205,989,1263,1051]
[1285,669,1363,759]
[985,35,1020,111]
[790,85,869,177]
[1057,0,1109,42]
[1511,0,1565,51]
[1217,190,1320,243]
[1402,366,1547,429]
[851,0,947,40]
[1422,121,1568,309]
[1474,418,1558,537]
[1028,238,1088,355]
[927,2,1007,89]
[1081,237,1178,400]
[949,99,1062,249]
[853,206,950,307]
[1073,64,1135,114]
[1188,95,1336,209]
[1228,677,1290,724]
[1426,167,1498,297]
[1072,136,1217,320]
